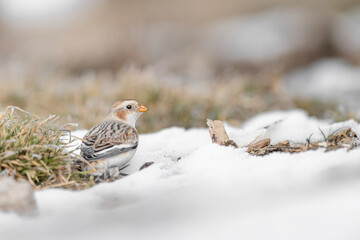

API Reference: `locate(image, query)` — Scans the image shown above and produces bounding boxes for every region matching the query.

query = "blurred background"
[0,0,360,132]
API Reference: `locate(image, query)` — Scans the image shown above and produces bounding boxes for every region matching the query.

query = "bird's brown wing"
[80,120,138,161]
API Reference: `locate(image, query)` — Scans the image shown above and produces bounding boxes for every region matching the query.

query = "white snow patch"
[285,58,360,112]
[227,128,270,147]
[1,110,360,240]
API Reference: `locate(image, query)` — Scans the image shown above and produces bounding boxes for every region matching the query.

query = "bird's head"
[108,99,148,127]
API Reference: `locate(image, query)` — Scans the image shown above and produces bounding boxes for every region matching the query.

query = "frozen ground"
[1,110,360,240]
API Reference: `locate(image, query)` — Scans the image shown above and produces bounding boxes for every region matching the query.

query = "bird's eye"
[126,105,132,109]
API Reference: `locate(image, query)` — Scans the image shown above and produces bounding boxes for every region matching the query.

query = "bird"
[80,99,148,178]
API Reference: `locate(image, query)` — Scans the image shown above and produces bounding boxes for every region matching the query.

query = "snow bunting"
[80,99,148,177]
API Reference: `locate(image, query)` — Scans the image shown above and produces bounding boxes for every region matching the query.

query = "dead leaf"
[207,119,237,148]
[247,138,270,153]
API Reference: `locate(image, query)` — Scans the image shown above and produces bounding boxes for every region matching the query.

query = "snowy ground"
[1,110,360,240]
[285,58,360,115]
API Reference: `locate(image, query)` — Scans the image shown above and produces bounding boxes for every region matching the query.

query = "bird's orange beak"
[139,105,148,112]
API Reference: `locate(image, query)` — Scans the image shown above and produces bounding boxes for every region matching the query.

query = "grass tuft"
[0,107,91,190]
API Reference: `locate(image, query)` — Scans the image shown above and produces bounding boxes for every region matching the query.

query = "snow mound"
[1,110,360,240]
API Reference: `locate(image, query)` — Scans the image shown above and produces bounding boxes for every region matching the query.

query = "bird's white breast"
[107,149,137,168]
[86,148,137,175]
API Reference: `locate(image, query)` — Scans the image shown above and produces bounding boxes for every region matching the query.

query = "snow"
[1,110,360,240]
[237,109,360,144]
[285,58,360,112]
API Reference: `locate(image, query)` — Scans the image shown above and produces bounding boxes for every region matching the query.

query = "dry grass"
[0,107,92,190]
[292,97,359,123]
[0,67,292,133]
[0,65,356,133]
